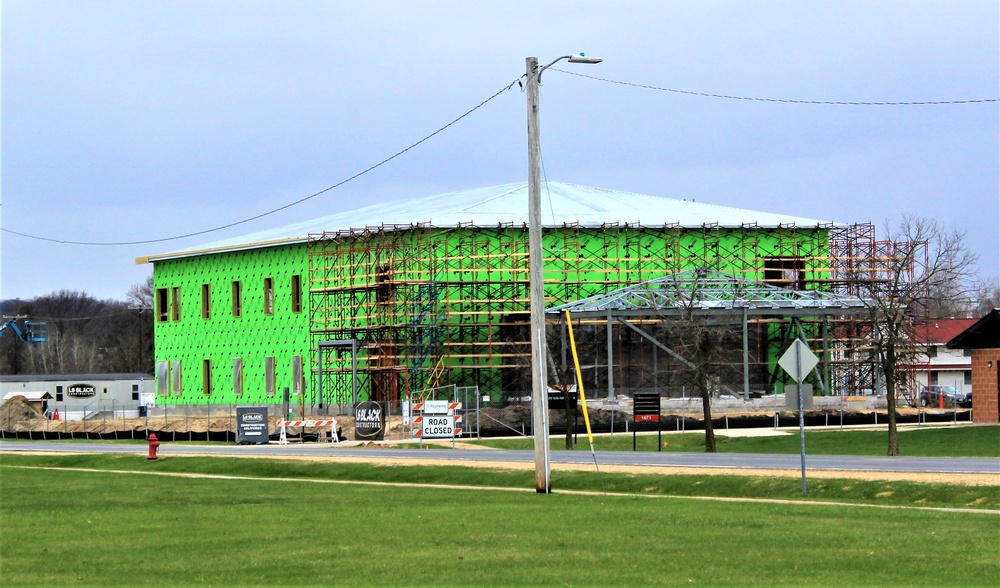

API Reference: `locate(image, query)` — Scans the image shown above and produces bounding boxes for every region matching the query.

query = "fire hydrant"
[147,434,160,461]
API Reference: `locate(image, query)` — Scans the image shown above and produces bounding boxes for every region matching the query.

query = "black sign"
[632,393,663,452]
[633,393,661,422]
[236,406,269,444]
[355,401,385,441]
[548,391,579,411]
[67,384,96,398]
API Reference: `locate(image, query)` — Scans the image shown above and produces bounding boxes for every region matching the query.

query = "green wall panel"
[154,225,831,404]
[153,243,309,405]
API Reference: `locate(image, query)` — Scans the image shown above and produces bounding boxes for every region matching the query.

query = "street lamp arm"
[536,55,573,80]
[535,53,603,82]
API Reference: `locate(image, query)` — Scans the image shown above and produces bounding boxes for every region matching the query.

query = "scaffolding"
[826,223,923,402]
[307,221,911,404]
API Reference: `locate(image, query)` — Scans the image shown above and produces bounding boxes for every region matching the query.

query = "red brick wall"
[971,349,1000,424]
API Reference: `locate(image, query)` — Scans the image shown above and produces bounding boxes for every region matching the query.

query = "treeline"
[1,280,154,375]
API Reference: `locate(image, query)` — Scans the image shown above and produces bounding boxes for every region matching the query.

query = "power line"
[2,76,525,247]
[2,310,129,321]
[6,71,991,247]
[551,68,999,106]
[25,313,125,322]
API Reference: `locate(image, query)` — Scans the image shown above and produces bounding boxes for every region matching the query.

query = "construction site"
[139,182,921,413]
[304,195,914,408]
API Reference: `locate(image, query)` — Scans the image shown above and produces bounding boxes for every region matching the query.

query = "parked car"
[917,385,972,408]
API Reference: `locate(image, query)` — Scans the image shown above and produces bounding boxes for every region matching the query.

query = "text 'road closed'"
[422,416,455,438]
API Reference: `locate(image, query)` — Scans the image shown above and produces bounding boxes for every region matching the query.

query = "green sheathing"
[309,225,831,403]
[153,243,309,405]
[151,226,831,405]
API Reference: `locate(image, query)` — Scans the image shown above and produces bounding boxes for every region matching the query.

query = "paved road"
[2,440,998,475]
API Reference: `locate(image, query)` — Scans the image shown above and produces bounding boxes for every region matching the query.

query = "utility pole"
[526,55,551,493]
[129,305,153,373]
[525,53,602,494]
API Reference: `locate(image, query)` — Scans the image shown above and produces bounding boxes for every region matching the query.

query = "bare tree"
[973,276,1000,316]
[924,283,976,318]
[2,281,158,375]
[851,215,977,456]
[21,291,105,373]
[683,321,727,453]
[126,276,154,308]
[122,277,155,373]
[654,270,740,453]
[0,299,29,374]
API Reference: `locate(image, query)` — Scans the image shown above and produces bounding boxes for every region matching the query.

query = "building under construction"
[141,182,905,408]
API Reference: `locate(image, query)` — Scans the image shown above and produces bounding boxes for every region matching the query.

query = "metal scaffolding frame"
[305,221,906,404]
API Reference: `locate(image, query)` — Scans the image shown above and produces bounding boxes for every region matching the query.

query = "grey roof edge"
[140,218,850,264]
[138,237,307,264]
[0,373,155,382]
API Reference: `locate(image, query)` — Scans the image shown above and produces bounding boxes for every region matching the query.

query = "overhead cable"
[551,68,999,106]
[2,76,525,247]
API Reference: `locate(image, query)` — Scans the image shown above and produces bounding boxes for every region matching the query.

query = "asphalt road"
[2,440,998,475]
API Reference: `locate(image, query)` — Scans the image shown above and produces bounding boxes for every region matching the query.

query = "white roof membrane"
[144,181,841,262]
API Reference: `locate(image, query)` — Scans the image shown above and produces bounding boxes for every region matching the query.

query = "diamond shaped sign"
[778,339,819,382]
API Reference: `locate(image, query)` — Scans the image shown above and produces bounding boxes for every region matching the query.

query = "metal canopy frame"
[547,268,872,400]
[547,268,870,319]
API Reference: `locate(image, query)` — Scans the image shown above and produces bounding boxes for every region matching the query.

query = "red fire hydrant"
[147,434,160,461]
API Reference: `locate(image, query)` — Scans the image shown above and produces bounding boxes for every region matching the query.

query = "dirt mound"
[0,396,46,429]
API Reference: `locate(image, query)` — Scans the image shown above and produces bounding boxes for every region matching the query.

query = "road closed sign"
[422,415,455,438]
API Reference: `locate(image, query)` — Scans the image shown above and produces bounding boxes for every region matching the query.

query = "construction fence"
[0,393,973,442]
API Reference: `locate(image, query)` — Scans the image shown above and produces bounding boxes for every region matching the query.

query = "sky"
[2,0,997,302]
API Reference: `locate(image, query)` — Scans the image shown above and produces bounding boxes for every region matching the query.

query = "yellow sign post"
[565,311,601,476]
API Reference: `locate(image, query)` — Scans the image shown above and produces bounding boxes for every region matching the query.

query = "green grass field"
[1,453,998,586]
[473,424,1000,458]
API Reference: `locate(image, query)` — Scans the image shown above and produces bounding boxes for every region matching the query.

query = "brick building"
[947,309,1000,423]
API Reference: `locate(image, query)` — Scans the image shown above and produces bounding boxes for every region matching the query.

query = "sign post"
[412,401,463,448]
[778,338,819,494]
[548,389,579,448]
[632,393,661,451]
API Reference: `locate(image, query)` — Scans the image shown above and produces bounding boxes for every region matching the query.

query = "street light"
[526,53,602,494]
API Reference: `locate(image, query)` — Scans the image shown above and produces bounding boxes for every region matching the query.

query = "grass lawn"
[472,424,1000,458]
[1,454,998,586]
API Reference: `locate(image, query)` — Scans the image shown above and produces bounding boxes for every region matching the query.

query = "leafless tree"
[0,299,28,374]
[1,280,155,375]
[973,276,1000,317]
[851,215,977,456]
[652,269,740,453]
[126,276,154,308]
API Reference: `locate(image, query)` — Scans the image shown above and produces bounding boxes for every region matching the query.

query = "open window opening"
[232,281,243,317]
[156,288,169,322]
[291,274,302,313]
[201,283,211,319]
[265,356,276,397]
[202,359,212,396]
[264,277,274,315]
[233,357,243,396]
[763,257,806,290]
[170,287,181,322]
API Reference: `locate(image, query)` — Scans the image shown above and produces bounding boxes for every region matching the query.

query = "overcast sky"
[2,0,997,302]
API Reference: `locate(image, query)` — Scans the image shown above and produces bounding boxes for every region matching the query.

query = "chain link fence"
[0,393,974,441]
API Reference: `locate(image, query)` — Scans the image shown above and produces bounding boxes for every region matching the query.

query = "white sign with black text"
[422,400,450,414]
[421,415,455,438]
